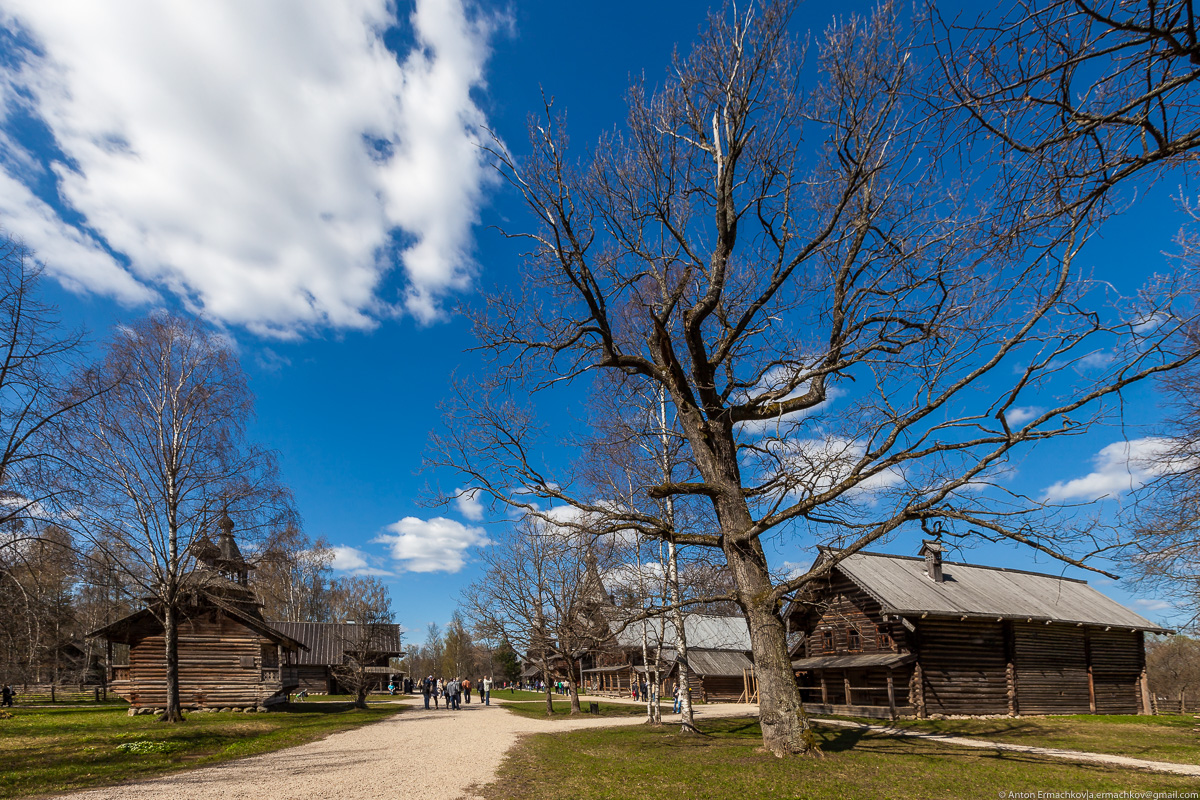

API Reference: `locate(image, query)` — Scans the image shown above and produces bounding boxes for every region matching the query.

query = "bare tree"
[933,0,1200,221]
[330,575,398,710]
[58,312,289,722]
[1147,634,1200,712]
[0,234,90,542]
[464,516,614,715]
[435,1,1200,755]
[254,528,339,623]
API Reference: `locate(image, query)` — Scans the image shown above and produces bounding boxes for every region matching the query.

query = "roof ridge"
[834,547,1091,585]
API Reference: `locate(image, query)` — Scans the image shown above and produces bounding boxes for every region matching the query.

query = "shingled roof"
[814,549,1169,633]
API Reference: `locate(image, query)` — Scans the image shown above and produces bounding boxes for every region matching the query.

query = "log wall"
[1087,628,1142,714]
[295,665,331,693]
[1012,623,1091,714]
[917,619,1009,715]
[802,575,907,657]
[116,612,288,708]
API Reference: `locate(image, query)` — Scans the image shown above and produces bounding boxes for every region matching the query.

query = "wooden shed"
[785,543,1169,719]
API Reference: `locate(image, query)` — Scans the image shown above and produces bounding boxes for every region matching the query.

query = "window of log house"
[876,625,893,650]
[821,629,834,653]
[847,626,862,652]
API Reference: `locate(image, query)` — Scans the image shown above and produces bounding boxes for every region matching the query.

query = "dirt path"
[812,717,1200,777]
[61,699,758,800]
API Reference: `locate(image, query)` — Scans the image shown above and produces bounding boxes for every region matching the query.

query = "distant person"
[450,678,462,710]
[422,676,432,709]
[462,678,471,704]
[433,678,442,709]
[1,684,13,707]
[482,676,492,706]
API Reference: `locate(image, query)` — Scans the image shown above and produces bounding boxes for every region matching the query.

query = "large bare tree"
[436,0,1200,755]
[59,313,289,722]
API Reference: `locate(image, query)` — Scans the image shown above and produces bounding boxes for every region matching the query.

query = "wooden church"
[92,514,306,710]
[786,543,1169,719]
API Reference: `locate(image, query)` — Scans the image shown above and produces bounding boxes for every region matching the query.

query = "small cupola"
[919,539,944,583]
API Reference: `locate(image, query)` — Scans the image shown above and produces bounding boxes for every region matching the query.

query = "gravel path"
[61,699,759,800]
[812,717,1200,777]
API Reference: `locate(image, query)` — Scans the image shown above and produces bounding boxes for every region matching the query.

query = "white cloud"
[454,487,484,522]
[768,436,904,499]
[1004,406,1042,426]
[373,515,489,573]
[329,544,394,577]
[0,0,500,336]
[1133,597,1173,613]
[1042,437,1179,502]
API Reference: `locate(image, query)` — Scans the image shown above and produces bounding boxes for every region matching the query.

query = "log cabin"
[785,543,1171,719]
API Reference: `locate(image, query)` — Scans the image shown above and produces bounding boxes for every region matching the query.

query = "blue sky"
[0,0,1190,636]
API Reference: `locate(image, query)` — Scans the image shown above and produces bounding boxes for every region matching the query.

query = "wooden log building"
[270,621,403,694]
[582,614,755,702]
[91,516,306,710]
[91,515,403,709]
[786,543,1170,719]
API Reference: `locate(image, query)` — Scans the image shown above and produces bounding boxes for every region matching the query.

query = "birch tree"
[60,313,288,722]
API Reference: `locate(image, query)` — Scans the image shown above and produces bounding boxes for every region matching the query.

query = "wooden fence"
[11,683,108,703]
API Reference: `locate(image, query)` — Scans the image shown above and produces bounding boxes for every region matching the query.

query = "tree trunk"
[729,543,812,755]
[542,666,554,715]
[566,660,582,714]
[667,540,698,733]
[355,675,368,709]
[162,602,184,722]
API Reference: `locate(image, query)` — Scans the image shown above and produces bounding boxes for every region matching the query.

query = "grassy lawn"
[492,689,565,702]
[480,716,1198,800]
[0,700,405,798]
[830,713,1200,765]
[503,699,672,720]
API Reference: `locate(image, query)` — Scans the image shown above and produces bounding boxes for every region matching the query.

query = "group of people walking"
[419,675,492,710]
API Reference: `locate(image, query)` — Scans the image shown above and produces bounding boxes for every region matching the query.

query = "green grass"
[502,699,672,720]
[0,700,406,798]
[479,716,1199,800]
[493,689,563,702]
[832,713,1200,765]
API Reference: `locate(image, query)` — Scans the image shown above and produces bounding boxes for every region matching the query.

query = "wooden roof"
[268,621,403,666]
[89,604,306,651]
[808,548,1169,633]
[792,652,916,670]
[610,614,751,651]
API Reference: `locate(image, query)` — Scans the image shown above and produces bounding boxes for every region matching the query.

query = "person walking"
[433,678,442,709]
[482,675,492,706]
[422,675,432,710]
[462,678,471,704]
[672,681,682,714]
[1,684,13,708]
[451,678,462,710]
